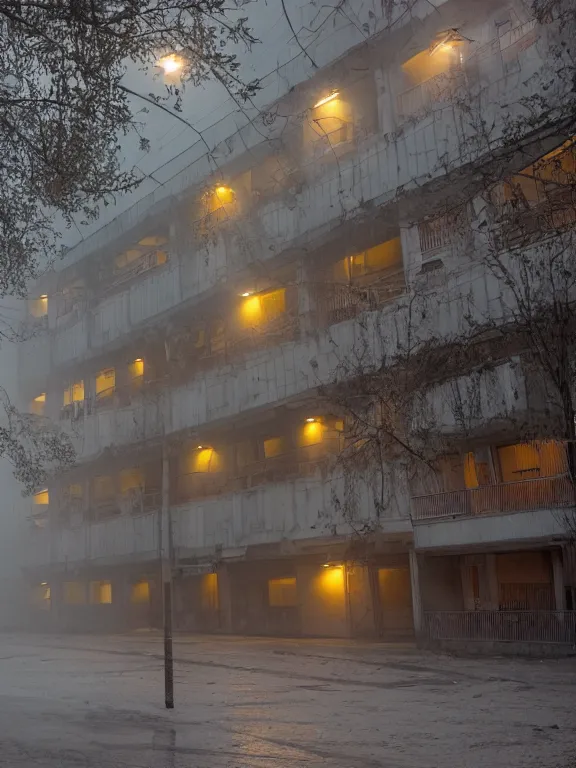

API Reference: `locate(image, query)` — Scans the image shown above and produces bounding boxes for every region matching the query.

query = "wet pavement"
[0,632,574,767]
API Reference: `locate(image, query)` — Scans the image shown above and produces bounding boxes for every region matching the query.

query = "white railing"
[418,208,468,256]
[424,611,576,645]
[397,69,465,118]
[412,474,574,521]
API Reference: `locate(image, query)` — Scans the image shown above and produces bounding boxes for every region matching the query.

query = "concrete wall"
[413,508,573,552]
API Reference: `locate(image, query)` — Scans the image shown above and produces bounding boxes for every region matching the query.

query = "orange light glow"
[313,91,339,109]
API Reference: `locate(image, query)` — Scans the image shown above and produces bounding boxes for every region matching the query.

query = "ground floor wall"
[416,544,576,655]
[24,550,416,640]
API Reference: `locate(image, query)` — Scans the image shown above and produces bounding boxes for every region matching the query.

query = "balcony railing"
[313,272,405,327]
[397,69,465,119]
[424,610,576,645]
[418,207,468,257]
[412,474,574,521]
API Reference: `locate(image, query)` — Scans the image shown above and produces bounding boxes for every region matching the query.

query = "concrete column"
[552,550,565,611]
[409,549,423,637]
[217,565,234,633]
[485,554,500,610]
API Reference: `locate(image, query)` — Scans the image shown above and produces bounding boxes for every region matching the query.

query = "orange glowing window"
[201,573,219,611]
[185,447,221,474]
[95,368,115,397]
[129,358,144,379]
[29,295,48,318]
[89,580,112,604]
[63,380,84,406]
[263,437,287,459]
[31,393,46,416]
[299,420,324,447]
[131,581,150,604]
[33,489,49,506]
[239,288,286,329]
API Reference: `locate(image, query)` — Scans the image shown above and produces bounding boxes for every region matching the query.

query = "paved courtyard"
[0,632,574,767]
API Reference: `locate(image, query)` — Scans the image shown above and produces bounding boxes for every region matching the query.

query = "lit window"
[268,577,298,607]
[498,441,567,482]
[29,295,48,318]
[307,91,353,149]
[31,393,46,416]
[95,368,115,399]
[239,288,286,329]
[33,489,49,506]
[263,437,287,459]
[131,581,150,604]
[204,185,236,214]
[185,447,221,474]
[63,380,84,406]
[89,580,112,605]
[299,420,324,447]
[333,237,402,281]
[129,358,144,380]
[201,573,219,611]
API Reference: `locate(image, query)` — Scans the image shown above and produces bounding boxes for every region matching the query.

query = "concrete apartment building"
[19,0,576,650]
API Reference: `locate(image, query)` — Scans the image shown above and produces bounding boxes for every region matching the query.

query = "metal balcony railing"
[418,208,468,256]
[411,474,575,521]
[397,69,465,118]
[424,610,576,645]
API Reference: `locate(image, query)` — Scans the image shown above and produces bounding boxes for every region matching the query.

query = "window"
[268,577,298,607]
[89,580,112,604]
[129,358,144,380]
[263,436,287,459]
[29,295,48,318]
[64,582,86,605]
[497,441,567,482]
[185,447,221,474]
[95,368,115,400]
[131,581,150,604]
[298,420,324,447]
[201,573,219,611]
[306,91,353,154]
[333,238,402,281]
[502,138,576,207]
[33,489,49,506]
[239,289,286,329]
[31,393,46,417]
[63,380,84,406]
[398,42,464,117]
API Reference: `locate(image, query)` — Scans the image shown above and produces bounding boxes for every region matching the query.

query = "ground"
[0,633,574,767]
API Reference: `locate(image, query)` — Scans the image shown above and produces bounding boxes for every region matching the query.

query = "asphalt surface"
[0,632,574,767]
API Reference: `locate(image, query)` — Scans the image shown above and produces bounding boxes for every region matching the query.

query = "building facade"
[18,0,576,651]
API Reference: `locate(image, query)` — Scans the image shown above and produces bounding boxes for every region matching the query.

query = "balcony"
[412,475,574,522]
[397,69,465,120]
[412,476,575,552]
